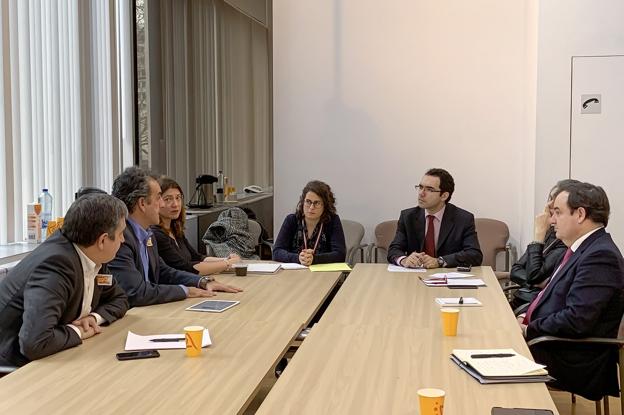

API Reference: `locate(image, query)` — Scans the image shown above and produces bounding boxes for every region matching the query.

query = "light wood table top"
[257,265,559,415]
[131,270,341,327]
[0,269,342,415]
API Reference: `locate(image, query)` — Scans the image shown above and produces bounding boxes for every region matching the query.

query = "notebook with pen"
[420,276,486,287]
[451,348,552,384]
[435,297,482,307]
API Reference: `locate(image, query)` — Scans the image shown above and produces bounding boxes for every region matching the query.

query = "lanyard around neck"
[303,220,323,253]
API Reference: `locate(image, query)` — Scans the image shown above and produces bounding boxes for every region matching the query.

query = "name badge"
[96,274,113,286]
[146,237,153,247]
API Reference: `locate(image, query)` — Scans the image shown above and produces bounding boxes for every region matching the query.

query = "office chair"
[367,220,398,263]
[341,219,366,265]
[527,312,624,415]
[474,218,513,285]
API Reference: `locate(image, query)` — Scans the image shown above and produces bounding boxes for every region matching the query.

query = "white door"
[570,55,624,250]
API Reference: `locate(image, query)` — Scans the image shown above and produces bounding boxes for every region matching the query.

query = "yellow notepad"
[309,263,352,272]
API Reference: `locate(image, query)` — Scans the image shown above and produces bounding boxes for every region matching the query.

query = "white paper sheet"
[452,348,547,377]
[387,264,427,273]
[280,263,308,270]
[246,263,282,273]
[446,278,485,286]
[435,297,482,306]
[124,329,212,351]
[430,272,475,279]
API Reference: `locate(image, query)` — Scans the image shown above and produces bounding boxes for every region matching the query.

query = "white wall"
[273,0,539,250]
[535,1,624,212]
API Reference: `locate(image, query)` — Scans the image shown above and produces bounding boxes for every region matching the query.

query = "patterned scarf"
[202,207,259,259]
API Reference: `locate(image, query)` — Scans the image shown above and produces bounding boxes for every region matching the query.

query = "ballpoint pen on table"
[149,338,185,342]
[470,353,515,358]
[458,297,463,304]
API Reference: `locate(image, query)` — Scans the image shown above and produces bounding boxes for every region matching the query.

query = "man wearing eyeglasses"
[387,168,482,268]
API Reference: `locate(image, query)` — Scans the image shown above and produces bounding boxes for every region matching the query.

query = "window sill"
[0,242,39,266]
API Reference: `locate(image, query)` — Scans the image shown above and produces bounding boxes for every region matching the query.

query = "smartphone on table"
[116,350,160,361]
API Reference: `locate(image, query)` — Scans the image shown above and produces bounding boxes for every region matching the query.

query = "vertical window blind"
[0,0,134,244]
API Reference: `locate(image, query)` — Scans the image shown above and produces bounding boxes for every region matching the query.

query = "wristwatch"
[437,256,446,267]
[198,276,215,290]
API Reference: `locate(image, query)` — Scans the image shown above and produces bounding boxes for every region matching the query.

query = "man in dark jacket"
[387,168,482,268]
[0,194,129,367]
[108,166,241,307]
[519,181,624,401]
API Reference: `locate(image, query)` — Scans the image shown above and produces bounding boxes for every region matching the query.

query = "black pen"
[470,353,515,359]
[458,297,463,304]
[149,338,185,342]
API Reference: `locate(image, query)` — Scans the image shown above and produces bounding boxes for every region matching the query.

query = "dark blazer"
[387,203,482,267]
[108,220,202,307]
[272,214,346,264]
[509,227,567,307]
[152,225,205,274]
[526,228,624,400]
[0,231,128,367]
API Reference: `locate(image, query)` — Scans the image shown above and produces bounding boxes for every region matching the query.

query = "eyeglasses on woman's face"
[304,199,323,208]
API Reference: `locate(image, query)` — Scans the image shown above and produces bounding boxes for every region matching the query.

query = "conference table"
[0,268,342,415]
[257,264,559,414]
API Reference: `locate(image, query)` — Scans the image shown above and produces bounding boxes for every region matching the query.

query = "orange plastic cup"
[417,388,445,415]
[440,308,460,336]
[184,326,204,357]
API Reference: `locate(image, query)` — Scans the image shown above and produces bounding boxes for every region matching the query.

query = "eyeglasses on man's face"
[415,184,442,193]
[304,199,323,208]
[163,194,183,205]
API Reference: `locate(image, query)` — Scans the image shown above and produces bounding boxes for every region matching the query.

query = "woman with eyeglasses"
[152,176,241,276]
[273,180,346,265]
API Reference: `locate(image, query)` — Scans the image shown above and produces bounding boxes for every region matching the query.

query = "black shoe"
[275,357,288,378]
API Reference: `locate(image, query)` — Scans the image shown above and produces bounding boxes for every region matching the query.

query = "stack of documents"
[386,264,426,273]
[421,276,486,287]
[435,297,482,307]
[246,263,282,274]
[451,349,552,384]
[280,263,308,270]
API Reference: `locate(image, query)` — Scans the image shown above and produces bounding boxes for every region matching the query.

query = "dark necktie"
[424,215,436,257]
[523,247,573,324]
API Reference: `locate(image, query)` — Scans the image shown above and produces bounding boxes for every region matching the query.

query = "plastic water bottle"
[216,170,224,203]
[38,189,53,238]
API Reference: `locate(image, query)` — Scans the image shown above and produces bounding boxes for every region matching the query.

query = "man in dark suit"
[0,194,129,367]
[108,167,241,307]
[519,181,624,401]
[387,168,482,268]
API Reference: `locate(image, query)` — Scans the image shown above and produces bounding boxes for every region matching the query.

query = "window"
[0,0,134,243]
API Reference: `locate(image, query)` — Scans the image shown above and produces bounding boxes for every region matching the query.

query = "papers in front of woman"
[387,264,426,273]
[280,263,308,270]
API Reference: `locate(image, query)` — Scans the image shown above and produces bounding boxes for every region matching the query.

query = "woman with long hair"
[152,176,240,275]
[273,180,346,265]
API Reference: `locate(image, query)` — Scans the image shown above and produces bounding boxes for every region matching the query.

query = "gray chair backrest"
[371,220,398,262]
[475,218,510,269]
[341,219,365,263]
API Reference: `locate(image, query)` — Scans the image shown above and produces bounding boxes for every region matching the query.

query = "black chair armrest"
[527,335,624,347]
[513,302,530,316]
[502,283,521,292]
